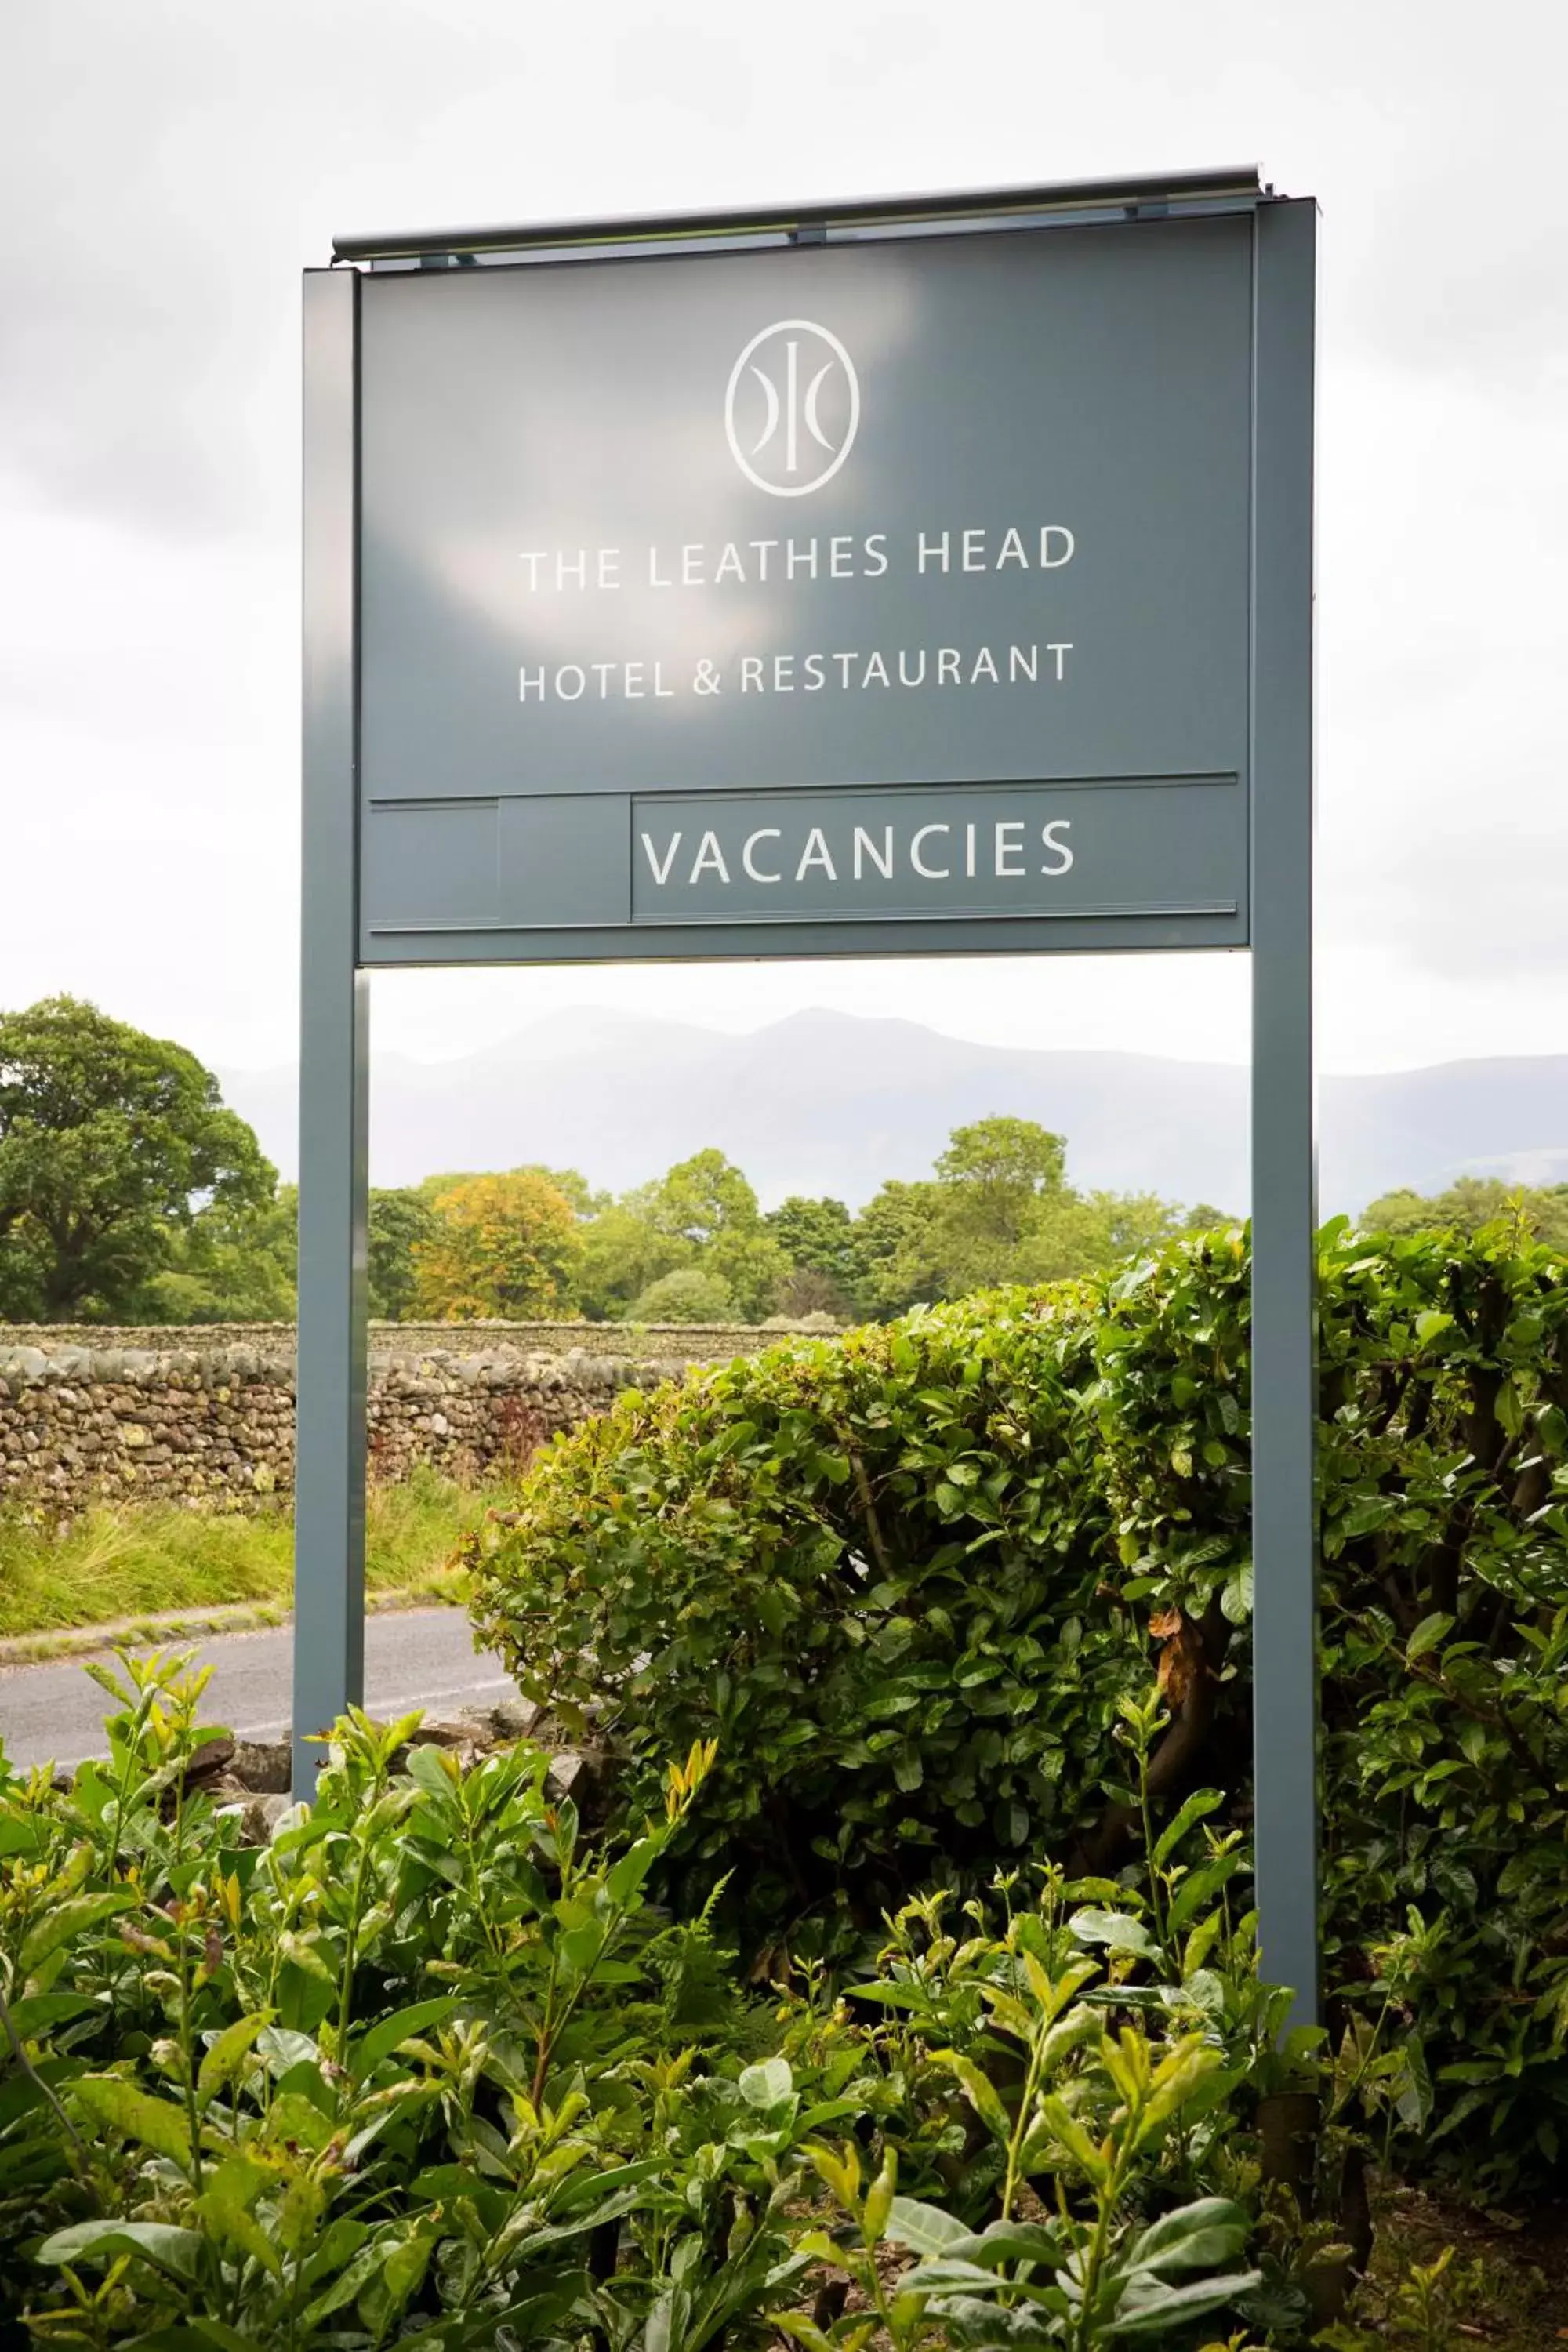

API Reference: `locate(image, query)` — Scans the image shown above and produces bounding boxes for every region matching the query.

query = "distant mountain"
[220,1009,1568,1219]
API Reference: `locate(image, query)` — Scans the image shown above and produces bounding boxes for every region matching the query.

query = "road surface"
[0,1608,518,1771]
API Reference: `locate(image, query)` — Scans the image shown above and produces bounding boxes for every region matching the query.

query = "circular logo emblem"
[724,318,860,498]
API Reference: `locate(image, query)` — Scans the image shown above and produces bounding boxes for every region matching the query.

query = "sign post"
[1248,197,1319,2006]
[295,266,369,1797]
[296,169,1319,2018]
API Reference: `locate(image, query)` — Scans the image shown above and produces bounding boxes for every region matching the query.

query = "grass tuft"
[0,1471,508,1640]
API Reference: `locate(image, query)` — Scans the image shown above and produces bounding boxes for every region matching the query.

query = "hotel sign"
[354,209,1258,962]
[300,180,1321,2026]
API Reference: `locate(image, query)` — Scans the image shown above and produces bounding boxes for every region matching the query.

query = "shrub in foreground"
[0,1652,1321,2347]
[470,1222,1568,2190]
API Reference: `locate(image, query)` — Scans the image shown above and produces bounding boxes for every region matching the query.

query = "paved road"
[0,1609,518,1771]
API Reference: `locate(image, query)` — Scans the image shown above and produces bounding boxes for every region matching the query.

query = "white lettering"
[641,832,682,886]
[715,542,746,584]
[854,826,895,880]
[749,538,778,580]
[797,827,837,881]
[681,543,705,586]
[648,545,673,587]
[528,633,1072,705]
[556,550,587,589]
[918,529,950,573]
[996,527,1028,571]
[965,821,976,878]
[742,828,782,883]
[829,534,854,578]
[1040,526,1076,568]
[787,538,818,579]
[911,823,951,879]
[1041,818,1074,873]
[864,533,889,577]
[993,821,1024,877]
[597,548,620,589]
[518,552,546,590]
[962,527,986,572]
[691,831,731,884]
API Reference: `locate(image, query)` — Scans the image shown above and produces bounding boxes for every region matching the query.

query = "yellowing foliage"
[410,1168,582,1321]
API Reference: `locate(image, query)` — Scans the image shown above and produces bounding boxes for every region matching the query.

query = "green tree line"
[5,994,1563,1327]
[0,999,1225,1326]
[1363,1171,1568,1250]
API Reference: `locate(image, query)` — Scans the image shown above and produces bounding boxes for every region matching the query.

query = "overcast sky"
[2,0,1563,1084]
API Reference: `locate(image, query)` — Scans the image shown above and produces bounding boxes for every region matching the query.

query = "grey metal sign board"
[354,211,1257,961]
[362,777,1247,949]
[296,174,1319,2031]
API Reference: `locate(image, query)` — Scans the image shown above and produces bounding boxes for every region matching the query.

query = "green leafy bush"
[470,1283,1120,1932]
[470,1221,1568,2191]
[0,1652,1305,2347]
[1092,1222,1568,2188]
[0,1653,730,2345]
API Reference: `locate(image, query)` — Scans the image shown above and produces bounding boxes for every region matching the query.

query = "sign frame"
[296,171,1319,2020]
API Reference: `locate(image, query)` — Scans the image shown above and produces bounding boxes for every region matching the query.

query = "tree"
[1007,1190,1123,1285]
[844,1124,1229,1316]
[851,1118,1071,1306]
[641,1148,761,1245]
[704,1227,791,1320]
[368,1188,437,1321]
[628,1266,737,1323]
[767,1194,856,1280]
[413,1167,595,1213]
[765,1195,858,1317]
[136,1184,298,1323]
[412,1169,583,1321]
[1029,1189,1228,1278]
[1363,1176,1568,1250]
[573,1203,691,1322]
[583,1148,788,1322]
[846,1178,946,1318]
[936,1115,1067,1210]
[414,1171,479,1206]
[517,1164,606,1219]
[0,996,274,1322]
[931,1115,1069,1279]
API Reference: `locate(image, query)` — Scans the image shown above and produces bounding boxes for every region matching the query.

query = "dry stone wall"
[0,1326,765,1512]
[0,1321,789,1359]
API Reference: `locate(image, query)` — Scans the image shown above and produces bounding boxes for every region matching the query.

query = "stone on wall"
[0,1328,766,1512]
[0,1319,795,1360]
